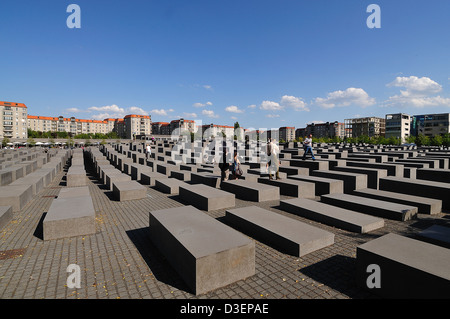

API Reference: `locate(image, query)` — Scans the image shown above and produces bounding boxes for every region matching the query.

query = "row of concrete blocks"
[147,183,450,297]
[0,150,70,214]
[66,149,87,187]
[0,150,51,186]
[0,150,70,231]
[87,148,148,201]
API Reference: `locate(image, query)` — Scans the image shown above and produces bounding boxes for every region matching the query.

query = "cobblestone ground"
[0,161,448,300]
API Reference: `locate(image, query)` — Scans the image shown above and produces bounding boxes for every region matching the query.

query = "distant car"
[402,143,416,146]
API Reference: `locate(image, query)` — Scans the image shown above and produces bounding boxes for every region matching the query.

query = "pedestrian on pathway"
[268,138,281,180]
[302,134,316,160]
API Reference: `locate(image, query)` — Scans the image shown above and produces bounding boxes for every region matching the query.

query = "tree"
[431,134,443,147]
[2,137,10,147]
[416,134,430,146]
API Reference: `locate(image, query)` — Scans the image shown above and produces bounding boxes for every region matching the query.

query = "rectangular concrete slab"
[311,170,367,193]
[280,198,384,233]
[0,185,34,212]
[220,179,279,202]
[155,178,188,194]
[287,174,343,196]
[320,193,417,221]
[417,225,450,248]
[43,195,96,240]
[225,206,334,256]
[149,205,255,295]
[112,180,147,201]
[356,233,450,298]
[0,205,13,230]
[179,184,235,211]
[379,176,450,209]
[351,188,442,215]
[257,177,315,198]
[190,172,222,188]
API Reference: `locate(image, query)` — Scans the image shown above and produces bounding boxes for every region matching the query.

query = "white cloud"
[203,85,213,90]
[314,88,376,109]
[87,104,149,120]
[247,104,256,109]
[193,101,213,108]
[183,112,198,118]
[202,109,219,118]
[260,100,283,111]
[266,114,280,118]
[65,107,82,113]
[260,95,309,112]
[280,95,309,111]
[150,109,169,116]
[225,105,244,113]
[387,76,442,96]
[385,76,450,108]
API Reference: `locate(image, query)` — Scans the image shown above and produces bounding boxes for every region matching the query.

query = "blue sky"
[1,0,449,130]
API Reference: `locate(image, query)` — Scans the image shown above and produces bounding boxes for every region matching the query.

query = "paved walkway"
[0,158,448,299]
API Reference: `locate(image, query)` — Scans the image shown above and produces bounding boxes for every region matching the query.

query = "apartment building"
[344,117,386,138]
[28,115,110,135]
[306,122,345,139]
[385,113,411,142]
[279,127,295,142]
[122,114,152,139]
[201,124,235,139]
[1,101,28,140]
[411,113,450,137]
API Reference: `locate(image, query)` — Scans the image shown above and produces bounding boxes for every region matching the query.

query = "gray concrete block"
[10,174,44,196]
[225,206,334,256]
[220,179,279,202]
[155,178,188,194]
[140,171,168,186]
[0,205,13,230]
[416,168,450,183]
[287,174,343,195]
[112,181,147,201]
[320,193,417,221]
[356,233,450,298]
[66,166,87,187]
[43,194,96,240]
[311,170,367,193]
[351,188,441,215]
[379,176,450,209]
[331,166,388,189]
[257,177,315,198]
[190,172,222,188]
[417,225,450,248]
[280,198,384,233]
[179,184,235,211]
[149,205,255,295]
[0,185,34,212]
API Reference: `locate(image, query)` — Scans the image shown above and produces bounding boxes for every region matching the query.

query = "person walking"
[230,150,243,179]
[219,148,230,181]
[268,138,281,180]
[302,134,316,160]
[145,143,152,161]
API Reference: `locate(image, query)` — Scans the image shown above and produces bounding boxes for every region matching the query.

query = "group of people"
[219,150,242,181]
[144,134,316,182]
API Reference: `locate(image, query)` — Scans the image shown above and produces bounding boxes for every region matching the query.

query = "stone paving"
[0,153,449,300]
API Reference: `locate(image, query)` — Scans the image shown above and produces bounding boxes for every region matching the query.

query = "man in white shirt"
[302,134,316,161]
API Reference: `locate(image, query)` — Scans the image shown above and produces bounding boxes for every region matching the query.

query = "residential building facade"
[1,101,28,140]
[344,117,386,138]
[411,113,450,137]
[279,127,295,142]
[385,113,411,142]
